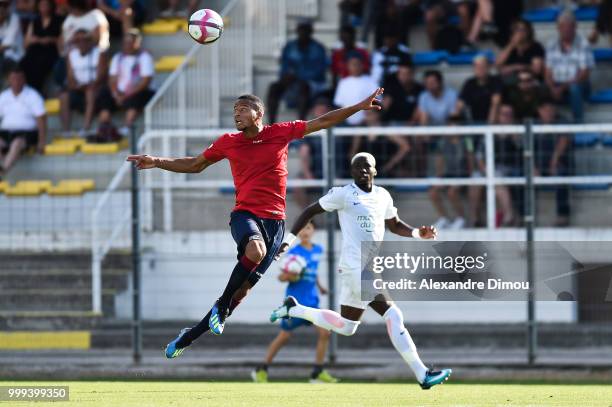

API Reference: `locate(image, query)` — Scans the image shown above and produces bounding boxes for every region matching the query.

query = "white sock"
[383,304,428,383]
[288,303,360,336]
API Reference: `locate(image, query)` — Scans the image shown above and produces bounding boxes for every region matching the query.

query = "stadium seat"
[4,180,52,196]
[412,51,448,66]
[142,20,180,35]
[589,90,612,104]
[522,7,559,23]
[574,6,598,22]
[593,48,612,62]
[0,181,7,193]
[44,143,78,155]
[155,56,186,72]
[446,50,495,65]
[80,142,120,154]
[45,99,60,115]
[394,185,430,193]
[159,17,186,31]
[602,134,612,146]
[572,183,610,191]
[573,133,601,147]
[47,179,95,196]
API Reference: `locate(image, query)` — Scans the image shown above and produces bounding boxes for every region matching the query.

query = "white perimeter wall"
[114,230,582,323]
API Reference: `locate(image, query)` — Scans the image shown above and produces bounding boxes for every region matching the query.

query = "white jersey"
[319,183,397,271]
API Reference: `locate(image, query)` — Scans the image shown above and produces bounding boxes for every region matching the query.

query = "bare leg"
[125,108,139,127]
[429,186,449,218]
[2,137,26,172]
[447,186,465,218]
[468,185,483,226]
[59,91,71,132]
[495,186,515,225]
[264,330,292,365]
[314,327,331,365]
[84,86,96,130]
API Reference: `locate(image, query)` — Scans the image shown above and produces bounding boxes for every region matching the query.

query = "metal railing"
[90,123,612,313]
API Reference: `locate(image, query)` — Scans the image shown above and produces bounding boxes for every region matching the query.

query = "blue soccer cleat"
[209,302,229,335]
[420,368,452,389]
[270,296,297,323]
[165,327,190,359]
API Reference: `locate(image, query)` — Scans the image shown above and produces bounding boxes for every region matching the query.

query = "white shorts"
[338,268,371,310]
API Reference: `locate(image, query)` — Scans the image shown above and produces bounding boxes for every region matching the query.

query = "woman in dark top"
[496,19,545,82]
[21,0,63,94]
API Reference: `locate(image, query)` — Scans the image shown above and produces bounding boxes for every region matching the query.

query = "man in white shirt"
[60,29,108,135]
[0,66,46,178]
[334,55,379,126]
[0,0,24,75]
[271,152,452,390]
[95,28,154,136]
[62,0,110,52]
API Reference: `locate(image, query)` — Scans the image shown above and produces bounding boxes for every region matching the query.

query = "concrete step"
[0,311,104,330]
[0,290,116,314]
[0,269,128,291]
[88,321,612,349]
[0,252,131,271]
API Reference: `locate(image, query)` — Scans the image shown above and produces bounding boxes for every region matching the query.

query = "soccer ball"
[280,254,307,279]
[188,9,224,44]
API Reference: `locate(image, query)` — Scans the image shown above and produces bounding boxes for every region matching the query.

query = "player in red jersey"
[127,89,384,357]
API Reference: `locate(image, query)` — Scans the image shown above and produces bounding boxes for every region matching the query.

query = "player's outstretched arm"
[126,154,214,173]
[304,87,384,135]
[274,202,326,260]
[385,216,438,240]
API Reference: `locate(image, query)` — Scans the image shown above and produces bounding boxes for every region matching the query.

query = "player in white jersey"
[270,152,452,389]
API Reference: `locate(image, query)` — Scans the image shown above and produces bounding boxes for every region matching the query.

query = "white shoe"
[433,217,450,230]
[449,217,465,229]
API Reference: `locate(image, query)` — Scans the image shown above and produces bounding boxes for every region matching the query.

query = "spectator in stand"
[334,55,378,126]
[339,0,364,28]
[95,28,153,139]
[535,99,571,227]
[15,0,37,25]
[496,19,545,83]
[373,0,420,48]
[267,21,327,124]
[348,109,410,177]
[21,0,63,95]
[60,29,107,135]
[381,62,423,176]
[428,114,474,230]
[416,69,457,126]
[503,69,550,121]
[466,0,495,44]
[545,10,593,123]
[159,0,199,18]
[455,55,502,123]
[97,0,145,37]
[424,0,476,50]
[382,62,422,125]
[55,0,69,16]
[0,66,46,179]
[371,28,411,85]
[293,98,329,208]
[62,0,110,52]
[0,0,25,76]
[589,0,612,45]
[331,25,370,88]
[473,104,522,227]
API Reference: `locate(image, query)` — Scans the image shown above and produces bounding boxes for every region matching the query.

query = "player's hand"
[274,242,290,260]
[357,87,384,111]
[319,286,328,295]
[127,154,156,170]
[417,225,438,240]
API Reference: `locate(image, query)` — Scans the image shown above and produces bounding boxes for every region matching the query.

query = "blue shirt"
[417,87,458,125]
[285,243,323,307]
[280,39,328,84]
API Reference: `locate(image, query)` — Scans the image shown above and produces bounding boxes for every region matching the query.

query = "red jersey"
[203,120,307,219]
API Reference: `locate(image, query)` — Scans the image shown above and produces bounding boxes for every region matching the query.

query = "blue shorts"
[229,210,285,287]
[280,317,312,331]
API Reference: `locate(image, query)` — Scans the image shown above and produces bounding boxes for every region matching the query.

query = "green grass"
[2,381,612,406]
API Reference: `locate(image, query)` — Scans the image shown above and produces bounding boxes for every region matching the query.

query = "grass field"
[2,381,612,407]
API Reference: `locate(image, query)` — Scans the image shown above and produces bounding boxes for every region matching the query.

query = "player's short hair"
[235,94,264,113]
[351,152,376,167]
